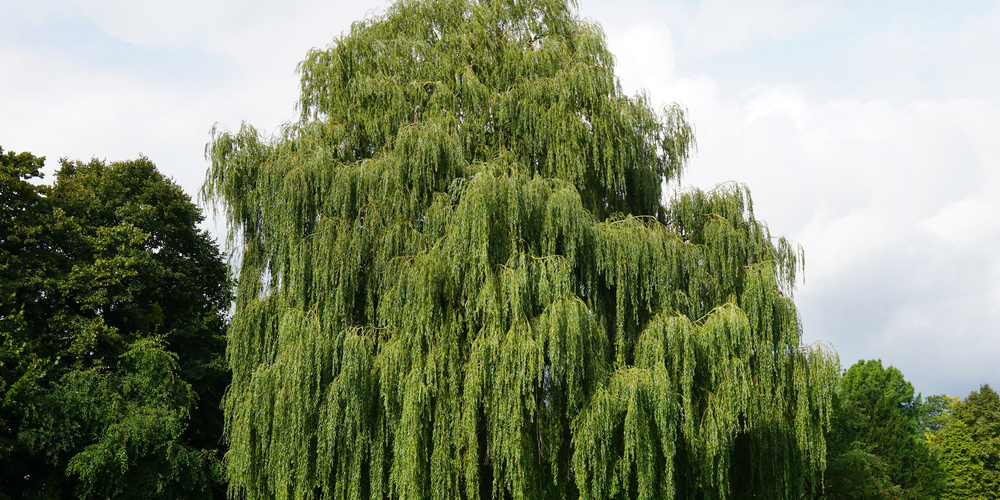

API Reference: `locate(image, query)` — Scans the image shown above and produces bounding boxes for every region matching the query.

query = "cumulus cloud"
[580,0,1000,395]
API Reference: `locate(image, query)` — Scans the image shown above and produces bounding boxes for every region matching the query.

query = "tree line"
[1,0,996,498]
[820,360,999,499]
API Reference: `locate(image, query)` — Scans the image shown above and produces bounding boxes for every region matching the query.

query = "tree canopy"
[203,0,839,499]
[949,384,1000,497]
[821,360,942,500]
[920,394,960,450]
[939,419,985,500]
[0,150,231,499]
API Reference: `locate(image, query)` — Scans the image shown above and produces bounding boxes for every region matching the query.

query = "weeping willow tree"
[203,0,839,498]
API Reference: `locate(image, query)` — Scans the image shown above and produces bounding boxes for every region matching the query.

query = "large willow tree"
[203,0,839,498]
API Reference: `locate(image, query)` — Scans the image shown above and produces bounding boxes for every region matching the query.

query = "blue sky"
[2,0,998,398]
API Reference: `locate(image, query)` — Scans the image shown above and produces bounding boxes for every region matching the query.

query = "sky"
[2,0,998,398]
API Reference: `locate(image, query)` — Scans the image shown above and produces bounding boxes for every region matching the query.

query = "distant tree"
[951,384,1000,497]
[939,420,985,500]
[920,394,960,452]
[821,360,942,499]
[819,390,902,499]
[204,0,840,499]
[0,150,231,499]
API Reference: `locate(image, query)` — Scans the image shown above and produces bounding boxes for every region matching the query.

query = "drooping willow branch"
[204,1,839,499]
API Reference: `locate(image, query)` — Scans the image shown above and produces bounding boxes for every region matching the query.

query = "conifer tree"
[203,0,839,498]
[825,360,942,499]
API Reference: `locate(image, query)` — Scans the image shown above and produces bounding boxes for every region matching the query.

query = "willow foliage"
[203,1,839,499]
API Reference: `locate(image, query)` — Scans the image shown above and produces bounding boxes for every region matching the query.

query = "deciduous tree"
[818,388,902,499]
[204,1,840,498]
[939,420,985,500]
[920,394,959,452]
[0,150,231,499]
[951,384,1000,497]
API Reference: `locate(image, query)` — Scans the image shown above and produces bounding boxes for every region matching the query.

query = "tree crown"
[204,2,837,499]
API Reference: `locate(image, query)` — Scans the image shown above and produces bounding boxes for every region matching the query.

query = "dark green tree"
[817,389,902,499]
[823,360,942,500]
[0,150,231,499]
[203,1,840,499]
[951,384,1000,497]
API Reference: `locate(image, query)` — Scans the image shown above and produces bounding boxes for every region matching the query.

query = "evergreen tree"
[818,389,902,499]
[1,150,231,499]
[204,0,840,498]
[825,360,942,500]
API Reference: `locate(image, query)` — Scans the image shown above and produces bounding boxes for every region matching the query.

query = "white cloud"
[0,43,211,188]
[922,194,1000,247]
[17,0,69,24]
[742,84,810,127]
[57,0,391,63]
[65,0,208,47]
[796,207,902,284]
[611,22,676,92]
[0,0,396,195]
[583,2,1000,394]
[680,0,837,56]
[850,7,1000,103]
